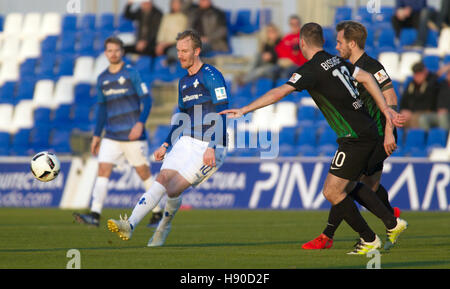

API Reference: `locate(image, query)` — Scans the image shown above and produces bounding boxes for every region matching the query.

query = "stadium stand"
[0,5,448,158]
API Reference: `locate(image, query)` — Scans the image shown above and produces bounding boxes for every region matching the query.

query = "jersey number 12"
[332,66,359,99]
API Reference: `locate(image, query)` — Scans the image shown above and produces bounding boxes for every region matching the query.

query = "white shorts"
[98,138,150,167]
[161,136,227,187]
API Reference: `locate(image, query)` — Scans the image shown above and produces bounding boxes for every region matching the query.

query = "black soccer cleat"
[146,211,163,228]
[73,212,100,227]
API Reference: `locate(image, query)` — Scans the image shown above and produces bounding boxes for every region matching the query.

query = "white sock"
[143,177,163,213]
[90,177,109,215]
[129,181,166,228]
[156,196,182,231]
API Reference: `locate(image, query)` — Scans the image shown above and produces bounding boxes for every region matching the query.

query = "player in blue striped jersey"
[107,30,229,246]
[73,37,162,226]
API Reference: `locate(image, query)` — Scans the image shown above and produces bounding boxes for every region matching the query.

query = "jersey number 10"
[332,66,359,99]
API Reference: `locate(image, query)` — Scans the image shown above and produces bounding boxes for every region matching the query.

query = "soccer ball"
[30,151,61,182]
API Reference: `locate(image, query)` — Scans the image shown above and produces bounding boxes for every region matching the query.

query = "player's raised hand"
[90,136,101,156]
[154,145,167,161]
[219,108,244,118]
[128,122,144,141]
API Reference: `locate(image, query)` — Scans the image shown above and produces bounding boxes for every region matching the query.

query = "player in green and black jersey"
[303,21,403,251]
[221,23,408,255]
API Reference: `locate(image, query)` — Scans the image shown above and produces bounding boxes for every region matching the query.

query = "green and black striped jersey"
[354,52,392,137]
[286,50,376,139]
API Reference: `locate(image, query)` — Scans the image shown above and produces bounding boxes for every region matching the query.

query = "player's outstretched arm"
[382,82,404,127]
[220,84,295,118]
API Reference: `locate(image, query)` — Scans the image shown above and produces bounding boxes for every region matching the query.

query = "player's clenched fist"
[154,144,168,161]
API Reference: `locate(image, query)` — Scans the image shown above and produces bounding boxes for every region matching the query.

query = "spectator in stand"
[190,0,230,55]
[419,65,450,130]
[391,0,433,47]
[238,23,282,85]
[155,0,188,64]
[400,62,440,128]
[275,15,307,79]
[123,0,163,57]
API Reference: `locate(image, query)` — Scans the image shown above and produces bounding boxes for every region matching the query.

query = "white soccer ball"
[30,151,61,182]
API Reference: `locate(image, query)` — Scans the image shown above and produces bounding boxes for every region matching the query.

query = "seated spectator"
[419,65,450,130]
[391,0,433,47]
[238,23,282,85]
[123,0,163,57]
[275,15,307,79]
[155,0,188,64]
[400,62,440,128]
[190,0,230,55]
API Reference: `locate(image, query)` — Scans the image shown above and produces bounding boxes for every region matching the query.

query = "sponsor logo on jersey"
[141,82,148,94]
[193,79,199,88]
[183,94,202,102]
[103,88,129,96]
[289,73,302,83]
[214,87,227,101]
[374,69,389,84]
[118,76,126,85]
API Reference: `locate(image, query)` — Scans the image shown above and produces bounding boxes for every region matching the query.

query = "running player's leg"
[359,170,395,215]
[135,164,164,225]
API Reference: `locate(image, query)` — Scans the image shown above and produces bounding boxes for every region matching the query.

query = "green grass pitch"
[1,208,449,269]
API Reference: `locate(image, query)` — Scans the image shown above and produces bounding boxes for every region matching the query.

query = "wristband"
[161,144,169,149]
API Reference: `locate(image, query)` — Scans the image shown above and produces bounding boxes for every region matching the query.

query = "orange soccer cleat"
[302,233,333,250]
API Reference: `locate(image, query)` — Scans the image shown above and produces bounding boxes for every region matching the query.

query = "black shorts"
[328,134,387,181]
[362,127,398,176]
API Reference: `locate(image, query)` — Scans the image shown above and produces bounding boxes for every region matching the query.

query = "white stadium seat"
[73,56,95,84]
[18,37,41,63]
[53,76,75,107]
[93,54,110,80]
[0,59,19,86]
[10,100,34,134]
[0,36,21,62]
[0,13,23,40]
[378,52,400,81]
[39,13,61,40]
[398,51,422,82]
[438,27,450,57]
[274,101,297,128]
[20,13,42,39]
[0,104,14,132]
[32,79,55,109]
[251,104,276,131]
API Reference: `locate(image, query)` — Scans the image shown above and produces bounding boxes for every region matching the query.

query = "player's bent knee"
[98,163,113,178]
[135,165,151,180]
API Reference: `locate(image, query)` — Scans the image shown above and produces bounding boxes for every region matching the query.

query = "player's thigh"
[323,172,351,205]
[134,164,151,180]
[98,162,114,178]
[98,138,124,165]
[156,169,191,198]
[121,140,150,168]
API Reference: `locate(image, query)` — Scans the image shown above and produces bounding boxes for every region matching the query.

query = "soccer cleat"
[146,211,163,228]
[107,214,133,241]
[384,217,408,250]
[73,212,99,227]
[347,235,382,255]
[302,233,333,250]
[393,207,401,218]
[147,223,171,247]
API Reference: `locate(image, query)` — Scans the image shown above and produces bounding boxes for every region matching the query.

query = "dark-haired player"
[221,23,407,255]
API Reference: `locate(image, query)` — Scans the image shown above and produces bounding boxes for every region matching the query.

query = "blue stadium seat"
[0,132,10,155]
[377,27,396,50]
[62,14,78,33]
[233,9,255,34]
[403,128,426,157]
[423,55,440,72]
[374,6,394,24]
[11,129,32,156]
[135,56,153,75]
[426,30,438,47]
[0,81,16,104]
[334,6,352,25]
[77,31,97,56]
[297,106,316,127]
[255,9,272,30]
[74,83,95,106]
[279,126,297,145]
[444,54,450,65]
[426,128,448,154]
[36,54,57,80]
[30,127,51,153]
[365,26,375,48]
[99,13,116,32]
[80,14,96,31]
[56,56,75,76]
[58,32,77,54]
[50,129,72,153]
[151,125,172,146]
[52,104,73,129]
[72,104,94,132]
[297,125,317,156]
[33,107,52,129]
[0,15,3,32]
[20,58,38,79]
[355,6,373,23]
[224,10,233,34]
[41,35,59,54]
[254,78,273,96]
[399,28,417,47]
[118,16,134,33]
[322,27,336,50]
[279,144,300,157]
[15,79,36,102]
[317,127,337,156]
